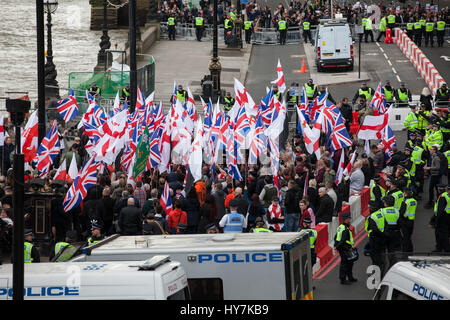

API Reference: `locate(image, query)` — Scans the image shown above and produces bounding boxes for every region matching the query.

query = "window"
[188,278,224,300]
[392,288,415,300]
[167,287,190,300]
[373,284,389,300]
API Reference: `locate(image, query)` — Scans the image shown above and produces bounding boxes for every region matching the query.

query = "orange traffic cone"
[300,58,306,73]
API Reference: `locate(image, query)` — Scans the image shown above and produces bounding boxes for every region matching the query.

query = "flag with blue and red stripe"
[63,156,99,212]
[298,86,310,124]
[381,125,396,164]
[260,89,274,128]
[310,88,327,122]
[327,115,353,152]
[57,89,79,123]
[370,83,388,115]
[160,181,173,213]
[249,109,266,165]
[36,120,60,178]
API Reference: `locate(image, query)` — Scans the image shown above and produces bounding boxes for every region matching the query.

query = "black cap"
[205,223,218,231]
[66,230,78,241]
[437,184,447,190]
[24,229,34,237]
[373,175,380,181]
[272,196,280,202]
[229,199,239,207]
[405,146,414,152]
[341,212,351,220]
[382,195,395,206]
[303,217,312,223]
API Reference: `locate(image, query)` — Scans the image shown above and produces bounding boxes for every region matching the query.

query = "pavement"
[137,39,252,108]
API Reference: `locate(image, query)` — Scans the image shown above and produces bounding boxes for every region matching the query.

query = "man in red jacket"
[167,200,188,234]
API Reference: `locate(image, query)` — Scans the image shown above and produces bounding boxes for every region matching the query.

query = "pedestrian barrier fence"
[394,28,445,95]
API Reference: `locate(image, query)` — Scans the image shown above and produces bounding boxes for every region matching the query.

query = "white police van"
[373,256,450,300]
[0,255,189,300]
[69,232,313,300]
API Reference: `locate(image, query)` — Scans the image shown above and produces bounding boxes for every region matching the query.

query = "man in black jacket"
[316,187,334,223]
[118,198,142,235]
[0,137,14,176]
[284,180,301,232]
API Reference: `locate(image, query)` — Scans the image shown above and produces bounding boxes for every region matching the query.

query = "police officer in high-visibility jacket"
[416,103,431,136]
[52,230,77,262]
[302,19,313,44]
[394,82,412,108]
[387,11,396,30]
[380,195,402,269]
[223,91,235,113]
[364,14,374,42]
[299,217,317,267]
[352,82,374,105]
[435,83,450,107]
[400,188,417,254]
[404,104,419,140]
[436,16,446,47]
[244,19,253,44]
[304,78,318,100]
[406,17,414,39]
[224,14,233,45]
[89,82,101,97]
[424,18,435,47]
[334,212,357,285]
[195,14,205,41]
[122,83,130,104]
[272,84,282,101]
[24,229,40,263]
[219,199,247,233]
[365,200,387,275]
[386,178,404,214]
[87,221,105,246]
[369,175,385,212]
[444,149,450,185]
[277,16,287,45]
[411,140,426,196]
[167,14,176,40]
[429,184,450,252]
[252,219,272,233]
[383,80,395,104]
[376,14,387,42]
[414,18,423,46]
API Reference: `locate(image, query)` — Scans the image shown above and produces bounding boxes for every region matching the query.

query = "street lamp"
[209,0,222,100]
[95,0,112,72]
[44,0,60,99]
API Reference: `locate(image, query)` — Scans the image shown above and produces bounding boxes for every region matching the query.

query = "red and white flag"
[271,59,286,94]
[68,154,79,181]
[53,159,67,181]
[343,151,357,177]
[234,78,259,117]
[21,110,39,163]
[357,106,391,140]
[0,116,9,147]
[297,107,320,159]
[334,151,345,185]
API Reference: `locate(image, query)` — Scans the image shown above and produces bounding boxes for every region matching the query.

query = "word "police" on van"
[0,286,80,298]
[198,252,283,264]
[412,283,443,300]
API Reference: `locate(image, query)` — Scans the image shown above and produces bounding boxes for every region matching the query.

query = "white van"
[0,255,190,300]
[314,20,354,72]
[373,256,450,300]
[69,232,314,300]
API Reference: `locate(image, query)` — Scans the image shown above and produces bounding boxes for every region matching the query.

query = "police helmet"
[226,91,231,96]
[341,212,351,220]
[303,216,312,224]
[437,184,447,190]
[24,229,34,238]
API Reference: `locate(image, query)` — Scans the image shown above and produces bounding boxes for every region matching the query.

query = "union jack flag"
[327,116,353,152]
[36,120,60,178]
[381,125,396,164]
[226,123,242,181]
[160,181,173,213]
[57,89,79,123]
[260,89,274,128]
[310,89,327,122]
[249,109,266,165]
[148,127,162,168]
[370,83,388,115]
[63,156,99,212]
[298,86,310,123]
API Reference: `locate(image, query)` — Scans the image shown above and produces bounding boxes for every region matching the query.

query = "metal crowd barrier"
[160,22,225,41]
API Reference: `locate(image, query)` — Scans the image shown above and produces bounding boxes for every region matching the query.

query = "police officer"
[195,14,205,41]
[277,16,287,45]
[224,14,233,45]
[435,83,450,108]
[406,17,414,39]
[172,84,188,105]
[122,83,130,104]
[352,82,374,105]
[24,229,40,263]
[286,82,299,107]
[224,92,235,113]
[52,230,77,262]
[89,82,101,97]
[369,175,386,212]
[219,199,247,233]
[400,188,417,254]
[299,217,317,267]
[272,84,282,101]
[383,80,395,104]
[404,104,419,139]
[167,14,176,40]
[394,82,412,107]
[414,18,423,47]
[444,148,450,185]
[302,18,313,45]
[436,109,450,143]
[387,11,396,31]
[252,218,272,233]
[244,19,253,44]
[318,84,336,104]
[412,139,426,196]
[381,195,402,269]
[386,178,404,214]
[87,221,105,246]
[429,184,450,252]
[365,199,387,275]
[364,14,374,43]
[376,14,387,42]
[424,18,435,47]
[436,16,446,47]
[334,212,357,285]
[304,78,318,100]
[416,103,431,136]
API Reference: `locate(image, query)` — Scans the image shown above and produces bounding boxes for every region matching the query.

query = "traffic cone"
[300,58,306,73]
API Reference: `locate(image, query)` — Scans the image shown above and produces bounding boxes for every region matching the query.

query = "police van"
[373,256,450,300]
[68,232,313,300]
[314,19,354,72]
[0,255,190,300]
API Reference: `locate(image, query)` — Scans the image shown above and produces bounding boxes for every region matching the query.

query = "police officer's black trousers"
[196,27,203,41]
[376,31,385,42]
[303,30,313,44]
[425,32,434,46]
[435,228,450,252]
[437,31,444,47]
[365,30,374,42]
[338,249,355,281]
[168,26,176,40]
[406,31,414,39]
[369,237,387,276]
[245,30,252,44]
[414,33,422,46]
[311,249,317,267]
[428,175,441,204]
[279,30,286,45]
[385,230,402,269]
[401,220,414,254]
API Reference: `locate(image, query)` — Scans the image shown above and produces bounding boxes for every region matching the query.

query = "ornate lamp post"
[234,0,243,48]
[209,0,221,100]
[44,0,60,99]
[96,0,113,71]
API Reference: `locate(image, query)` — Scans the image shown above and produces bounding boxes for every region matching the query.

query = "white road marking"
[392,67,397,74]
[387,60,392,66]
[396,75,401,82]
[383,53,389,59]
[379,47,385,53]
